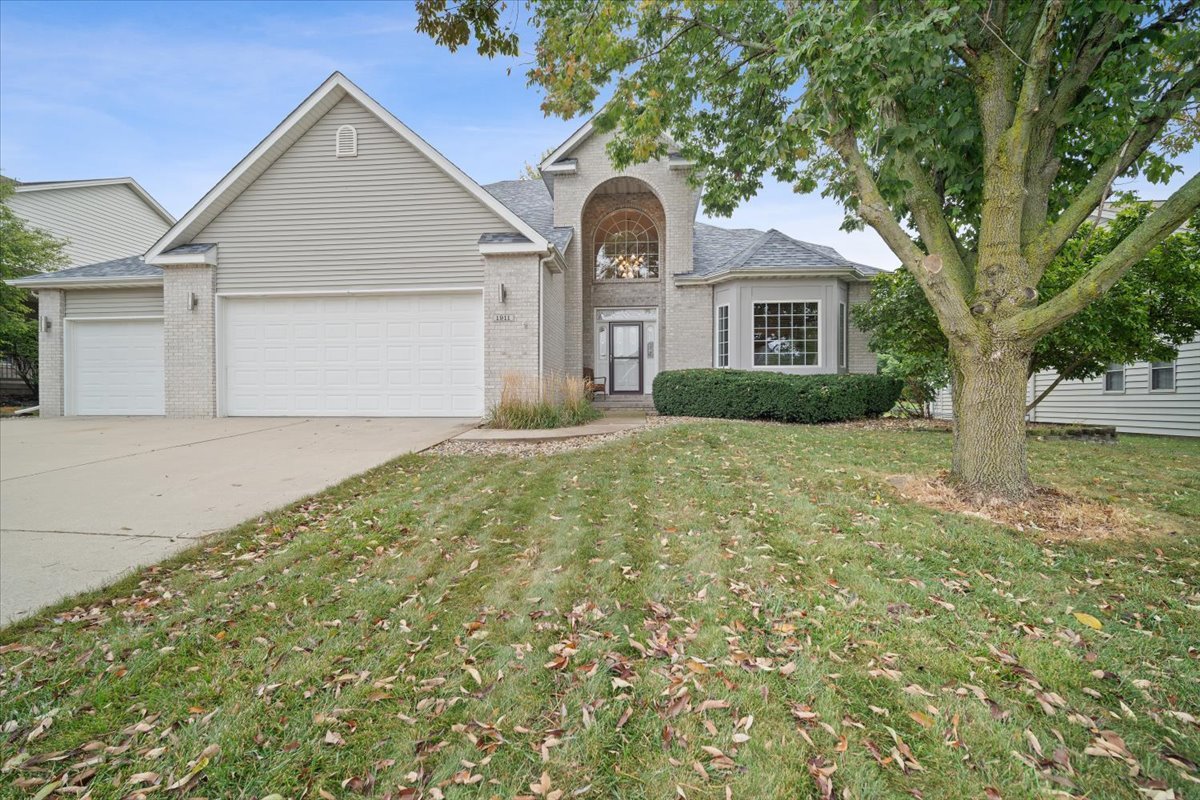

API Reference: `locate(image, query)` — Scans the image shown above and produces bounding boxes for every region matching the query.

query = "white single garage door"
[66,319,165,415]
[221,292,483,417]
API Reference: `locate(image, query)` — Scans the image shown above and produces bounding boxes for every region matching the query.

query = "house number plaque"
[493,313,516,322]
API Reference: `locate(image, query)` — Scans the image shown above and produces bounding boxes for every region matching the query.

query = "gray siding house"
[7,178,174,267]
[935,341,1199,437]
[11,73,880,419]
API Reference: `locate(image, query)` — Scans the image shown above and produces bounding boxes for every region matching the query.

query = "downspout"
[538,252,551,395]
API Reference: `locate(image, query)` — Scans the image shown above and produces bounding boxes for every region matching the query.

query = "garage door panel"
[222,293,483,417]
[68,319,165,415]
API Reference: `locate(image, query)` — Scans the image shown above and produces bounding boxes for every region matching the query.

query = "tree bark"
[949,343,1034,499]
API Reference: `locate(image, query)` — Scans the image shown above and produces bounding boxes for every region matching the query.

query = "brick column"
[163,264,217,417]
[36,289,65,417]
[482,253,542,409]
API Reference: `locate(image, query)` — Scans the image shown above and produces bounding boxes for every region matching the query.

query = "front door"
[609,322,643,393]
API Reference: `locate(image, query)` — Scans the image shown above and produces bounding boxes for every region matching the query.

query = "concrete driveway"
[0,416,475,624]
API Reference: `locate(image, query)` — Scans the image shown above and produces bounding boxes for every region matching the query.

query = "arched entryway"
[582,177,667,397]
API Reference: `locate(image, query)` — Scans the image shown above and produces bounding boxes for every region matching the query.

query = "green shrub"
[487,372,603,429]
[652,369,903,423]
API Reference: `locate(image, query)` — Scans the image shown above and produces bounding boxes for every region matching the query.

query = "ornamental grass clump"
[487,372,602,429]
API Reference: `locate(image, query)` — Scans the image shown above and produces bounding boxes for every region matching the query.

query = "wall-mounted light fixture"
[188,292,198,311]
[42,316,52,332]
[499,283,507,304]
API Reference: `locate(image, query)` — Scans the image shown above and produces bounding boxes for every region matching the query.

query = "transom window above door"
[594,208,660,280]
[753,301,820,366]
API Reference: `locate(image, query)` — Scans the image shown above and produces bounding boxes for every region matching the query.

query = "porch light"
[42,316,51,332]
[189,292,198,311]
[500,283,507,303]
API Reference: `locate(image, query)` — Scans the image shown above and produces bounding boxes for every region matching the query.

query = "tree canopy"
[855,206,1200,410]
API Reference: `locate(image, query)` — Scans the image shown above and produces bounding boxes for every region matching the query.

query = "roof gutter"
[674,268,875,286]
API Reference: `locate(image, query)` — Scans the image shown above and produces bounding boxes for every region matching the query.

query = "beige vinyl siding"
[9,185,170,268]
[198,96,517,293]
[64,288,164,317]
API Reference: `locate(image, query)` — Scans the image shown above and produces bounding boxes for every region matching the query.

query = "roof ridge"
[765,227,849,265]
[721,229,776,271]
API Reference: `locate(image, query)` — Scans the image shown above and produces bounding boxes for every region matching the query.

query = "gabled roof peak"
[146,72,548,263]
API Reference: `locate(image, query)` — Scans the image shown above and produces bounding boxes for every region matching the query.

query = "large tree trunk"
[949,344,1034,499]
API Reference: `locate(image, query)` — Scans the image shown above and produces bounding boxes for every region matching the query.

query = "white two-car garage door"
[220,292,483,417]
[66,319,165,415]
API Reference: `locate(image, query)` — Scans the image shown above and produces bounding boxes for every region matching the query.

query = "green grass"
[1,423,1198,799]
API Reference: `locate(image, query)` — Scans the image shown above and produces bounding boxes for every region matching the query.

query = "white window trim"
[1149,360,1177,393]
[715,304,730,368]
[1103,363,1126,394]
[838,302,848,370]
[750,298,822,370]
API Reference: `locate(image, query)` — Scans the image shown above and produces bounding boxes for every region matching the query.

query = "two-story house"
[12,72,880,418]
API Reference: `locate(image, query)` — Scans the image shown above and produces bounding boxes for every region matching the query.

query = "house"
[1,177,175,398]
[930,201,1198,439]
[10,72,879,419]
[5,178,175,267]
[932,345,1199,437]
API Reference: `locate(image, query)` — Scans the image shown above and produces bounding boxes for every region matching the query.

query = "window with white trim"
[753,301,819,367]
[838,302,848,370]
[1150,360,1176,391]
[716,305,729,367]
[594,209,660,279]
[1104,363,1125,392]
[335,124,358,158]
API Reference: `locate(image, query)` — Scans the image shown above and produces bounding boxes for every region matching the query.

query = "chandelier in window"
[594,209,659,280]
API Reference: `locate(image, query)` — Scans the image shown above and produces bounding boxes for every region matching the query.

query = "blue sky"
[1,1,1195,269]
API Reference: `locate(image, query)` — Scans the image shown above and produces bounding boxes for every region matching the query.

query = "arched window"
[594,209,660,280]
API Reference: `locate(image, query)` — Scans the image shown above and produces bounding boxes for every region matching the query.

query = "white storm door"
[221,292,483,417]
[67,318,165,415]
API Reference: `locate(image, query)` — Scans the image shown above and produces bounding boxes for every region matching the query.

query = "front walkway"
[0,416,475,624]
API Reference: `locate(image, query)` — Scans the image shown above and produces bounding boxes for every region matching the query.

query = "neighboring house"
[10,72,879,419]
[6,178,175,267]
[933,344,1199,437]
[1,177,174,398]
[930,201,1198,438]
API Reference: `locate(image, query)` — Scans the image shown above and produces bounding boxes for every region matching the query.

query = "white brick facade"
[551,130,706,378]
[36,289,65,417]
[163,264,216,417]
[482,253,542,408]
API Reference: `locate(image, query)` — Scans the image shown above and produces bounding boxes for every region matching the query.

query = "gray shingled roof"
[11,255,162,284]
[483,180,574,251]
[691,225,879,279]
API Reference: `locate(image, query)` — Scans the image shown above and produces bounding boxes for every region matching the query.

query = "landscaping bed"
[1,422,1196,799]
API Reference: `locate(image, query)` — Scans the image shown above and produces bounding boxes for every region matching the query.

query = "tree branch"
[1023,66,1200,276]
[827,124,978,346]
[879,100,974,296]
[1004,171,1200,342]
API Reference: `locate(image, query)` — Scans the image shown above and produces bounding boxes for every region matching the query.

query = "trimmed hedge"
[652,369,903,424]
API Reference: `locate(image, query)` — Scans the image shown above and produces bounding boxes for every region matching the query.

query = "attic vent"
[335,124,358,158]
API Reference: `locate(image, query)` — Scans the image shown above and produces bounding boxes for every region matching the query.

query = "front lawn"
[2,423,1197,799]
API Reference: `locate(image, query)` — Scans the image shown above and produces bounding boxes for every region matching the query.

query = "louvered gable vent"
[335,124,358,158]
